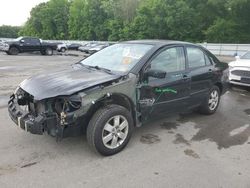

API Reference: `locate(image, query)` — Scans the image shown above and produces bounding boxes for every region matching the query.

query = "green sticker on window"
[155,88,177,94]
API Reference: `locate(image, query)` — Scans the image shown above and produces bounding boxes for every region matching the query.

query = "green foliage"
[68,0,109,40]
[19,0,250,43]
[19,0,70,40]
[0,25,21,38]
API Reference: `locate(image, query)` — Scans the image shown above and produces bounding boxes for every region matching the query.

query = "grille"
[231,70,250,77]
[241,78,250,84]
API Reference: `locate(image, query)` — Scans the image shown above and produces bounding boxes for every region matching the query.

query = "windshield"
[14,37,23,41]
[80,43,153,72]
[241,52,250,59]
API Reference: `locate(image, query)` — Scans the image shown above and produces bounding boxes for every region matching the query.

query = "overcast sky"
[0,0,49,26]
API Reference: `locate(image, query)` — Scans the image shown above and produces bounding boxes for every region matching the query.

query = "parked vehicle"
[0,39,9,52]
[8,40,229,156]
[78,42,99,53]
[88,43,110,54]
[57,43,67,52]
[67,43,83,51]
[2,37,58,55]
[229,51,250,87]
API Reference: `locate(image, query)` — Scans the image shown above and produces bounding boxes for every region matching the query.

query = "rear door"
[185,46,214,107]
[29,38,41,51]
[139,46,190,121]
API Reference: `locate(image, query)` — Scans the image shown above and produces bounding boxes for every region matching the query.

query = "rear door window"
[187,47,207,68]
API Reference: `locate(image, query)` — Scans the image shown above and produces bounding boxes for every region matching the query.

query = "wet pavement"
[0,52,249,188]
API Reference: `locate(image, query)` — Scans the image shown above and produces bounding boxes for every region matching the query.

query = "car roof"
[123,39,196,47]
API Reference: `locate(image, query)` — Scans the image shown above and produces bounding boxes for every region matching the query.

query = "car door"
[19,38,30,52]
[185,46,214,107]
[30,38,41,51]
[139,46,190,121]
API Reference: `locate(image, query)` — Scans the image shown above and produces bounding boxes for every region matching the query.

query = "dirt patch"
[184,149,200,159]
[244,109,250,116]
[177,113,197,123]
[140,134,161,144]
[173,134,191,146]
[160,122,180,130]
[0,165,17,176]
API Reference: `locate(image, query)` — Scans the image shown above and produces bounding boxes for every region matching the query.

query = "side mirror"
[145,69,167,79]
[20,40,25,43]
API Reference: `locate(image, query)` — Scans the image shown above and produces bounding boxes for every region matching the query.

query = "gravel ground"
[0,52,249,188]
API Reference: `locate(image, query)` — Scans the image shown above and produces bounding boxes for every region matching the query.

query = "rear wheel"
[8,47,19,55]
[199,86,220,115]
[45,48,53,56]
[87,104,134,156]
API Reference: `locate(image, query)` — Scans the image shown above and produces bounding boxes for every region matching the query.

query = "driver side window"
[150,47,185,73]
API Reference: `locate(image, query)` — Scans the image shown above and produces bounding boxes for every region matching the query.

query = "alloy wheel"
[102,115,129,149]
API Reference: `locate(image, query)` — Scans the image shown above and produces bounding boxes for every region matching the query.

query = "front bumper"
[8,94,85,138]
[8,94,54,135]
[229,68,250,87]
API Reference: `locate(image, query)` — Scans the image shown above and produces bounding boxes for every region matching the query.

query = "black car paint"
[8,40,229,139]
[6,37,57,54]
[19,66,122,101]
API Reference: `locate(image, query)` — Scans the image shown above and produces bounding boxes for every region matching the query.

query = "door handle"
[208,69,213,73]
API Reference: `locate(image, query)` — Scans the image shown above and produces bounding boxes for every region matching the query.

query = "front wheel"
[87,105,134,156]
[8,47,19,55]
[199,86,220,115]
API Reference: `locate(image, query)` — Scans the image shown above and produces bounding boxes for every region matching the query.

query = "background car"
[88,43,110,54]
[78,42,99,53]
[3,37,58,55]
[67,43,83,51]
[57,43,68,52]
[0,39,9,52]
[229,51,250,87]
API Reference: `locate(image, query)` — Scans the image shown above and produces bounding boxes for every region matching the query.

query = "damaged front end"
[8,87,85,139]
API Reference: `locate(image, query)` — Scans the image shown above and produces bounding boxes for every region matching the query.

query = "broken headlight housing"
[54,94,82,125]
[54,95,82,114]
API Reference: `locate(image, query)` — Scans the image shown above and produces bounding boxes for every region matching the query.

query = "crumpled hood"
[229,59,250,67]
[19,66,121,100]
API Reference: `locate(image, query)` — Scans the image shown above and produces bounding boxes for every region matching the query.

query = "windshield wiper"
[88,65,113,74]
[75,63,113,74]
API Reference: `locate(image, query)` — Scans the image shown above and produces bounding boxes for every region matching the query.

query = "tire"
[45,48,53,56]
[41,51,46,55]
[8,47,19,55]
[199,85,220,115]
[61,47,66,53]
[87,104,134,156]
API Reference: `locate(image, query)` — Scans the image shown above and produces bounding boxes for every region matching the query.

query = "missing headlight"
[54,95,82,115]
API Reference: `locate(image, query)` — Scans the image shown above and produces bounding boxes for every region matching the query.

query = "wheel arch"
[85,93,137,128]
[214,82,223,95]
[9,45,20,52]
